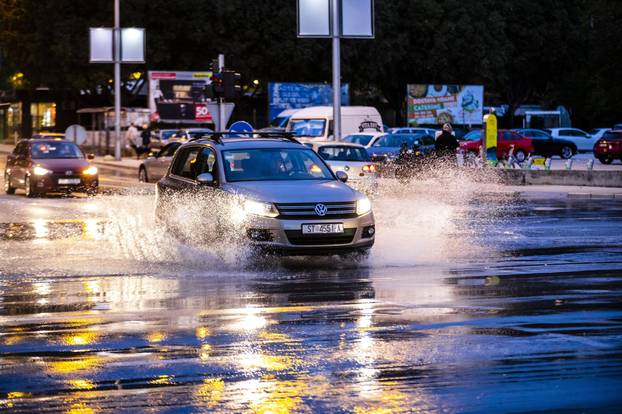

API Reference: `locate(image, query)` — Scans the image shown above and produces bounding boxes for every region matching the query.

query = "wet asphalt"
[0,179,621,413]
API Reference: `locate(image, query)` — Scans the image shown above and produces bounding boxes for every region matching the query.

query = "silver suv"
[155,134,375,255]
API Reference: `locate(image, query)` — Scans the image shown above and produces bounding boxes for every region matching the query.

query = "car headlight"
[82,166,98,176]
[356,197,372,216]
[33,166,51,176]
[244,199,279,218]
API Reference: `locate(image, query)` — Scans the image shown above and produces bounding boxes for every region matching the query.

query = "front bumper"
[32,174,98,193]
[244,212,375,255]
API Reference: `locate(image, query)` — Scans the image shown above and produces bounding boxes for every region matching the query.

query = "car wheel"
[598,157,613,165]
[4,173,15,195]
[514,150,526,163]
[25,175,38,198]
[86,187,98,197]
[138,167,149,183]
[560,146,574,159]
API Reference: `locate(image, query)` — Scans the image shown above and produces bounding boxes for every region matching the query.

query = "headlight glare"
[244,200,279,218]
[33,166,51,176]
[82,166,98,176]
[356,197,372,216]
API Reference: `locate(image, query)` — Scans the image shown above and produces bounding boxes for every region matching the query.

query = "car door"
[569,129,594,151]
[5,142,21,183]
[11,142,30,187]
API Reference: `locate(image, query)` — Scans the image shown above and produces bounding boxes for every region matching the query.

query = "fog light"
[362,225,375,238]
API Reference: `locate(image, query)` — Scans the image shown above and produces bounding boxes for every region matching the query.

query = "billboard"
[148,71,214,123]
[407,84,483,126]
[268,82,349,121]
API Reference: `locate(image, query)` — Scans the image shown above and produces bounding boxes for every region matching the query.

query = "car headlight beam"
[356,197,372,216]
[244,200,279,218]
[33,166,51,176]
[82,166,98,176]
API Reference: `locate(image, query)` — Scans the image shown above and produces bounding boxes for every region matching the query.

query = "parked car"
[138,142,183,182]
[593,130,622,164]
[155,134,375,256]
[545,128,597,152]
[459,130,534,162]
[513,128,576,159]
[387,127,437,136]
[342,132,385,147]
[312,143,377,189]
[366,133,435,163]
[4,139,98,197]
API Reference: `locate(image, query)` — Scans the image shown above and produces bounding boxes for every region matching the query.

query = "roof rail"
[188,131,301,145]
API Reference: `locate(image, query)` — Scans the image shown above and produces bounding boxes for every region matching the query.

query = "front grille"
[285,228,356,245]
[275,201,357,220]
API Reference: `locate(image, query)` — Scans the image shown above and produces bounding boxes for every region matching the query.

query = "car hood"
[223,180,360,203]
[32,158,90,173]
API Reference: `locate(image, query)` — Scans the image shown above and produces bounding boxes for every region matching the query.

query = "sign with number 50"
[195,104,212,122]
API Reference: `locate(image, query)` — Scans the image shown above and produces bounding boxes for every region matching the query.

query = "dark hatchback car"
[4,139,98,197]
[513,128,576,159]
[366,133,436,163]
[594,130,622,164]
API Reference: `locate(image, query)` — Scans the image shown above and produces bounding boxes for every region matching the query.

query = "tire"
[86,186,98,197]
[24,175,38,198]
[138,167,149,183]
[560,146,574,160]
[4,173,15,195]
[514,150,526,163]
[598,157,613,165]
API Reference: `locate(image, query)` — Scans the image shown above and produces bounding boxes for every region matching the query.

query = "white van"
[286,106,383,141]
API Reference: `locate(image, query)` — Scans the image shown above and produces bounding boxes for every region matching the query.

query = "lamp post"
[114,0,121,160]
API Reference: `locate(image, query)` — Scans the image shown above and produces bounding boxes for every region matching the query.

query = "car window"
[560,129,575,136]
[161,143,181,157]
[501,131,514,141]
[373,134,420,147]
[343,134,373,146]
[318,146,370,161]
[462,130,482,141]
[172,147,201,179]
[13,142,26,156]
[602,132,622,139]
[31,141,83,159]
[222,148,333,182]
[288,119,326,137]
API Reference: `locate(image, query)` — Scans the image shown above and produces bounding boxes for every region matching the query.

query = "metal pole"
[332,0,341,141]
[219,98,227,131]
[114,0,122,160]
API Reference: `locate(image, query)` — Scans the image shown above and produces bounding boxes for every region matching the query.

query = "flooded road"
[1,186,621,413]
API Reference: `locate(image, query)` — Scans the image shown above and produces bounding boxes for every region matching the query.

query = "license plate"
[302,223,344,234]
[58,178,80,185]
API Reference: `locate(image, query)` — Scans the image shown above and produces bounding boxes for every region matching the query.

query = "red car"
[4,139,98,197]
[593,130,622,164]
[459,129,535,162]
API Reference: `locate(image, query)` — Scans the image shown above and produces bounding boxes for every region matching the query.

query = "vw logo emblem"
[344,165,350,171]
[314,203,327,216]
[65,170,73,176]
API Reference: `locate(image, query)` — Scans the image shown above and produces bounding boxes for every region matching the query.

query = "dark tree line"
[1,0,621,127]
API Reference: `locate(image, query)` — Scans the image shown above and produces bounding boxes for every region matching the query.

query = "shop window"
[31,102,56,131]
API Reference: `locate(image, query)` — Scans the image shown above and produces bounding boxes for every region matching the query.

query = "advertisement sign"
[407,84,483,126]
[148,71,214,123]
[268,82,350,122]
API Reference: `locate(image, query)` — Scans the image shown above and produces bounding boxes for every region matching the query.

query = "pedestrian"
[125,123,139,156]
[434,123,459,163]
[135,123,152,159]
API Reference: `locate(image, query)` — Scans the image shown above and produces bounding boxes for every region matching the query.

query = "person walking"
[125,123,140,156]
[134,124,152,159]
[434,123,459,163]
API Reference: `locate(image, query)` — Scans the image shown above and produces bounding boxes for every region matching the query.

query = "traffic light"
[222,70,242,100]
[211,72,224,97]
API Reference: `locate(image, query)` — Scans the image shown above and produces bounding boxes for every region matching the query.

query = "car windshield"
[223,148,334,182]
[270,116,289,128]
[343,134,374,146]
[161,130,180,140]
[589,129,603,135]
[373,134,425,147]
[602,132,622,139]
[288,119,326,137]
[31,141,83,159]
[462,130,482,141]
[318,146,370,161]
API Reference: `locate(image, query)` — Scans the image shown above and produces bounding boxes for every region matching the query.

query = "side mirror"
[335,170,348,183]
[196,172,215,185]
[87,153,95,160]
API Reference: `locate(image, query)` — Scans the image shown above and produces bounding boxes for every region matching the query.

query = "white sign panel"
[121,28,145,63]
[297,0,331,37]
[89,28,113,63]
[341,0,374,38]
